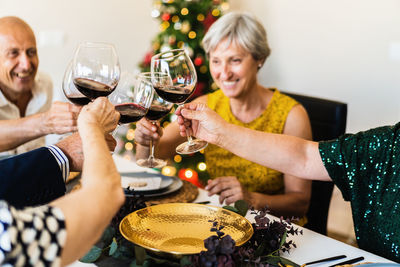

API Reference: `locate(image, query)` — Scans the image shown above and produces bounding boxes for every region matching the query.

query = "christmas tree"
[119,0,229,187]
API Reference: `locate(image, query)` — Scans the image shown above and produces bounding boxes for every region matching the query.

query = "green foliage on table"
[80,246,102,263]
[223,199,249,217]
[109,238,118,256]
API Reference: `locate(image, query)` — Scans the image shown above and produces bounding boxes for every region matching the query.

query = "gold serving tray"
[119,203,253,259]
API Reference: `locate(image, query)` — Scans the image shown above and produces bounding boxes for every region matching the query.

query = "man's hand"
[55,133,83,171]
[56,132,117,171]
[41,102,82,134]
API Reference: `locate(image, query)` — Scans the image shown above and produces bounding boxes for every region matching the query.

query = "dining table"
[67,155,395,267]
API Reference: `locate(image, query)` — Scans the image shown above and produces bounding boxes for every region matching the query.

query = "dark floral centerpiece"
[80,197,302,267]
[182,203,302,267]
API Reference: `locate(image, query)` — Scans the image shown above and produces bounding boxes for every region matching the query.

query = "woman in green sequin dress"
[176,102,400,262]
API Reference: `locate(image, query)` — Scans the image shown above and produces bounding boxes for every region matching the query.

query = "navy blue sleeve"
[0,147,66,208]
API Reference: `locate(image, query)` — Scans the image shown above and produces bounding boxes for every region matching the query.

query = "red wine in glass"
[66,95,92,106]
[73,78,116,99]
[145,104,173,121]
[153,85,193,104]
[115,103,147,124]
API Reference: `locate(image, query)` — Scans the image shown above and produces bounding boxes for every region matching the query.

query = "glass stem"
[148,121,156,160]
[112,125,120,138]
[179,104,194,146]
[186,130,194,145]
[149,138,155,160]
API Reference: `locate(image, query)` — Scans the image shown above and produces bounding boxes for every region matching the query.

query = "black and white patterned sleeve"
[0,201,66,267]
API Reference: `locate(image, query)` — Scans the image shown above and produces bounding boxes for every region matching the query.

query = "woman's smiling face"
[209,39,261,99]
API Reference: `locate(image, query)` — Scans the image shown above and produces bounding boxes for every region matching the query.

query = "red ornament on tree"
[194,56,203,66]
[190,81,206,99]
[202,11,218,32]
[178,168,202,188]
[143,51,153,65]
[161,13,171,21]
[168,35,176,45]
[140,50,154,68]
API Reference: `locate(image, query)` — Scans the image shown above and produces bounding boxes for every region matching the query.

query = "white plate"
[125,176,183,197]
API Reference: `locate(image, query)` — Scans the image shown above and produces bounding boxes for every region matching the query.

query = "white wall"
[0,0,158,101]
[1,0,399,133]
[230,0,400,132]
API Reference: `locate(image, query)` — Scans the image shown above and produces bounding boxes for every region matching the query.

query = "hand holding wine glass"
[176,102,225,146]
[72,42,120,100]
[135,72,174,168]
[150,48,208,154]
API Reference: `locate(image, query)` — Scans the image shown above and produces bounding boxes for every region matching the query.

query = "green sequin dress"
[319,123,400,262]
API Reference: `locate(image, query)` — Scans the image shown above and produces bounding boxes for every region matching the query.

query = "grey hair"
[202,12,270,64]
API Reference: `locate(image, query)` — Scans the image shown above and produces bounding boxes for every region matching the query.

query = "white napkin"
[121,176,162,191]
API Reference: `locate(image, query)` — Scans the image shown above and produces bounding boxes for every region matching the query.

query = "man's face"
[0,25,38,95]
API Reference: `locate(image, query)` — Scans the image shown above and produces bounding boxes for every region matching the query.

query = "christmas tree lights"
[120,0,229,186]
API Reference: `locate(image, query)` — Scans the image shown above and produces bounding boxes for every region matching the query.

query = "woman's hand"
[134,118,163,147]
[205,176,251,206]
[77,97,119,134]
[176,103,226,146]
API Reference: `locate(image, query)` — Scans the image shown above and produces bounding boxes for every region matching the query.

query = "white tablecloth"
[68,155,394,266]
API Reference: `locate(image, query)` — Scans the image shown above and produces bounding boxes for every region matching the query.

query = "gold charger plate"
[119,203,253,259]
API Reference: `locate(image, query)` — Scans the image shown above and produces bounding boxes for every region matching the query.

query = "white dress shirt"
[0,72,53,157]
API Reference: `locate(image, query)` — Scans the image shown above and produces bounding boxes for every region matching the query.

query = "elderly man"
[0,16,80,157]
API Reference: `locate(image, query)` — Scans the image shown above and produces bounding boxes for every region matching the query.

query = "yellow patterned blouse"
[205,89,298,194]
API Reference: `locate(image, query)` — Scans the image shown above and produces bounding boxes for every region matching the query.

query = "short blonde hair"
[202,12,270,64]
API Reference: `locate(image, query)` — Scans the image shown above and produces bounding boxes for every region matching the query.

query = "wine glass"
[72,42,120,100]
[109,72,154,125]
[62,61,91,106]
[150,48,208,154]
[136,72,174,168]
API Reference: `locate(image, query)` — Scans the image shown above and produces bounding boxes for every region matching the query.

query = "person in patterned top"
[0,97,124,266]
[135,12,312,221]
